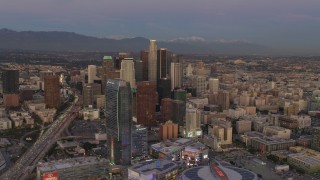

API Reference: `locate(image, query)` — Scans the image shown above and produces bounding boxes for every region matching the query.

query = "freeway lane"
[0,95,81,180]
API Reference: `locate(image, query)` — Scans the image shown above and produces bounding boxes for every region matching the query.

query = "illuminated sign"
[43,171,58,180]
[213,166,225,177]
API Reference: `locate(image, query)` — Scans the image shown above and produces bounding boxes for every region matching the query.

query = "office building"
[136,81,157,127]
[160,121,178,141]
[105,79,132,165]
[131,125,148,159]
[44,75,60,109]
[158,78,171,102]
[185,107,202,138]
[148,40,157,81]
[157,48,168,82]
[36,157,109,180]
[161,98,173,122]
[135,60,143,82]
[208,78,219,93]
[218,91,230,111]
[120,58,136,88]
[192,76,206,97]
[96,95,106,109]
[172,100,185,126]
[114,52,129,69]
[83,83,101,108]
[2,69,19,94]
[170,62,182,90]
[140,50,149,81]
[88,65,97,84]
[101,56,114,94]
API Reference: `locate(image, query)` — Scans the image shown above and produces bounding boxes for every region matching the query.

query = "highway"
[0,94,82,180]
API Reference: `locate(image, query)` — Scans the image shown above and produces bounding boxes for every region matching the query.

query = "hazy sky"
[1,0,320,51]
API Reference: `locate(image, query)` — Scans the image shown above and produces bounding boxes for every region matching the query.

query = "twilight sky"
[1,0,320,52]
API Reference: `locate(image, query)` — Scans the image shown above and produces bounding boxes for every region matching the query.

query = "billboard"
[43,171,58,180]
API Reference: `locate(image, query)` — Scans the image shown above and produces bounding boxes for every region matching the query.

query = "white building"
[120,58,136,88]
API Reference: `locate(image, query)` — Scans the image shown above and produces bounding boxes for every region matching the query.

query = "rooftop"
[37,157,108,172]
[103,56,112,61]
[129,159,180,175]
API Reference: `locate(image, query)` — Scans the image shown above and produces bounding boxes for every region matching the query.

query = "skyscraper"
[136,81,157,127]
[88,65,97,84]
[83,83,101,108]
[105,79,132,165]
[148,40,157,82]
[157,48,168,82]
[218,90,230,111]
[134,60,143,82]
[44,75,60,109]
[158,78,171,102]
[140,50,149,81]
[102,56,114,94]
[2,69,19,94]
[170,63,182,90]
[120,58,136,88]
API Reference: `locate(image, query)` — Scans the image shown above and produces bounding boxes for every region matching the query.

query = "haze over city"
[1,0,320,54]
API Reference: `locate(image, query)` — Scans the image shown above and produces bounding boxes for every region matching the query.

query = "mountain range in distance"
[0,28,315,56]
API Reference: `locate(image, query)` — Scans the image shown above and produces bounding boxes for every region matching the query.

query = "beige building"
[263,126,291,139]
[208,78,219,93]
[171,62,182,90]
[120,58,136,88]
[209,122,232,145]
[245,106,256,115]
[87,65,97,84]
[96,95,106,109]
[159,121,178,141]
[236,120,252,134]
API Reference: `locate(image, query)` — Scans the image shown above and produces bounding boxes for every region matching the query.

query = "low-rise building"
[236,120,252,134]
[0,118,12,130]
[150,138,196,160]
[288,153,320,173]
[36,157,109,180]
[128,159,184,180]
[181,142,209,166]
[81,108,99,120]
[263,126,291,139]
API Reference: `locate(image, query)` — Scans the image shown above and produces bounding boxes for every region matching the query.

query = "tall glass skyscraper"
[105,79,132,165]
[148,40,157,82]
